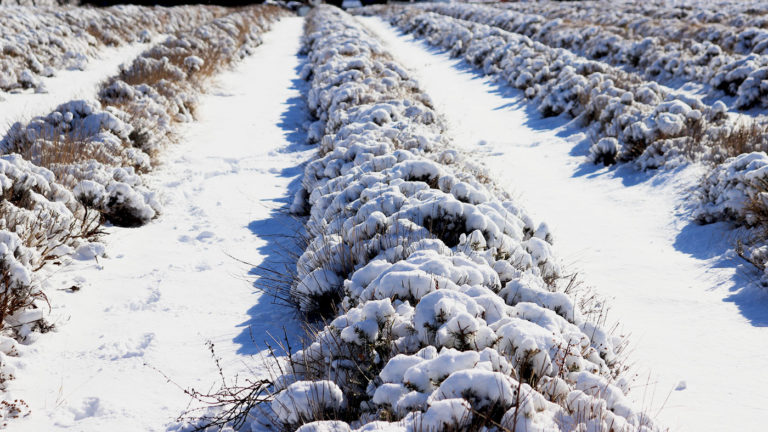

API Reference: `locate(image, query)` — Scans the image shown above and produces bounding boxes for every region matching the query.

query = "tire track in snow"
[7,17,311,431]
[360,15,768,432]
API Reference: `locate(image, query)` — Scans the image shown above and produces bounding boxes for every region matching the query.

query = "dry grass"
[744,180,768,230]
[154,340,273,431]
[0,203,101,341]
[735,178,768,271]
[195,45,231,80]
[0,204,102,272]
[110,99,175,164]
[0,261,45,337]
[710,119,768,162]
[117,59,186,87]
[4,126,135,189]
[10,131,117,168]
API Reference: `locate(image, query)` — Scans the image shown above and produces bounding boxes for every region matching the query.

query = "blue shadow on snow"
[674,221,768,326]
[233,57,313,356]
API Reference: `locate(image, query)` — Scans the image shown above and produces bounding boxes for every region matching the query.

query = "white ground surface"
[0,39,157,138]
[7,17,310,431]
[6,11,767,432]
[361,16,768,432]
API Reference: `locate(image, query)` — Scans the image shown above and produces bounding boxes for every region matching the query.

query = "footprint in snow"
[178,231,216,244]
[70,396,106,421]
[98,333,155,360]
[128,287,161,311]
[196,231,216,242]
[675,380,687,391]
[53,397,106,426]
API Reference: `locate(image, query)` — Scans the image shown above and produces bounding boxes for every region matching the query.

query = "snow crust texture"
[0,4,225,94]
[266,6,660,432]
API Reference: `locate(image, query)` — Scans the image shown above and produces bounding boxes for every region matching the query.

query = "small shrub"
[590,137,619,166]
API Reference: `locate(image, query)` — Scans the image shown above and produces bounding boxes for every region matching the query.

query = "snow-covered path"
[361,16,768,432]
[0,40,157,138]
[8,17,310,431]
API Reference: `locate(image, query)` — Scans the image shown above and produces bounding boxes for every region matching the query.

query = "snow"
[430,369,517,409]
[469,1,768,111]
[6,17,312,431]
[363,4,768,174]
[272,380,345,426]
[361,15,768,432]
[417,398,472,430]
[696,151,768,224]
[0,5,222,94]
[591,137,620,165]
[296,420,352,432]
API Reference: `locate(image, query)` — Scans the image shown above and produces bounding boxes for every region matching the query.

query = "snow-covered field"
[360,16,768,431]
[1,1,768,431]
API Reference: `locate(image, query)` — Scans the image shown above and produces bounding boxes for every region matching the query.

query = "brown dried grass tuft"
[117,60,185,87]
[4,128,132,189]
[712,120,768,162]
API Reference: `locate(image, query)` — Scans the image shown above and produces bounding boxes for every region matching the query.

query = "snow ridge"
[265,6,660,432]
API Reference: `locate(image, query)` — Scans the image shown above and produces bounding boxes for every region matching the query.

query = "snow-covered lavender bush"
[418,2,768,111]
[100,5,291,157]
[0,153,102,367]
[0,4,226,93]
[591,137,620,166]
[1,99,158,227]
[696,152,768,225]
[261,6,660,432]
[356,6,747,171]
[493,0,768,57]
[693,152,768,282]
[364,2,768,288]
[0,6,291,414]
